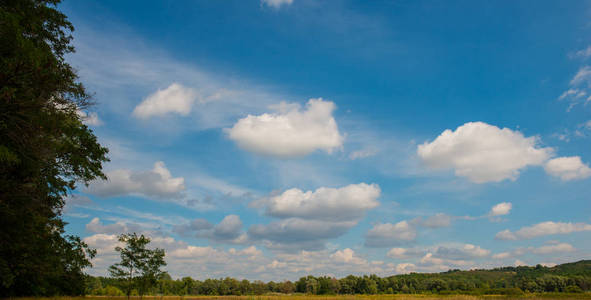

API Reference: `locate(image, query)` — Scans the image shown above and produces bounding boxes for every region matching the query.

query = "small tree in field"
[109,233,166,299]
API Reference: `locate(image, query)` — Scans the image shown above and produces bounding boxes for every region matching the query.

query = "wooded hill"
[87,260,591,296]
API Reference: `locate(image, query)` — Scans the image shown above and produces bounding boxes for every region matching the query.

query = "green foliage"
[0,0,108,296]
[109,233,167,299]
[88,260,591,296]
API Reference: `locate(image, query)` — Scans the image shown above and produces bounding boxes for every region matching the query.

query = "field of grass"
[9,294,591,300]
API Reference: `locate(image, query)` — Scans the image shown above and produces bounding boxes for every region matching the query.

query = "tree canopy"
[109,233,167,299]
[88,260,591,296]
[0,0,109,295]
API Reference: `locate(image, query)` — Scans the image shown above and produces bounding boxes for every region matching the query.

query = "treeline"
[1,0,109,296]
[87,260,591,296]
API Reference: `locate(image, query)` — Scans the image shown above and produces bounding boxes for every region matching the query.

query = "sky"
[59,0,591,281]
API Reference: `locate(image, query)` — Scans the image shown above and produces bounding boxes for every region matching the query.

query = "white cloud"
[248,219,356,251]
[514,259,528,266]
[570,66,591,86]
[172,218,213,235]
[387,247,425,259]
[258,183,380,221]
[349,148,378,160]
[210,215,244,241]
[84,230,472,280]
[491,243,576,261]
[495,229,518,240]
[434,244,490,260]
[489,202,512,217]
[84,233,122,256]
[63,194,94,213]
[133,83,196,119]
[387,247,409,259]
[574,46,591,58]
[496,221,591,240]
[262,0,293,8]
[329,248,366,265]
[418,252,473,268]
[559,66,591,110]
[435,244,490,259]
[365,221,417,247]
[412,213,452,228]
[169,245,219,259]
[417,122,553,183]
[366,212,460,248]
[248,183,380,251]
[395,263,416,274]
[173,215,246,244]
[228,246,262,259]
[83,232,270,279]
[192,174,254,197]
[387,243,489,262]
[85,217,156,235]
[492,252,511,259]
[87,161,185,199]
[77,110,103,126]
[544,156,591,181]
[226,98,344,157]
[532,243,576,254]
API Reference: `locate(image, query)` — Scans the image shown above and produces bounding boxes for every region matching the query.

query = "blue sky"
[60,0,591,280]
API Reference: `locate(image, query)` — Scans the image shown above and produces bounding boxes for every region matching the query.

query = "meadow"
[9,295,591,300]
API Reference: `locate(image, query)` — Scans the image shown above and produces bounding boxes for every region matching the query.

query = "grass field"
[10,294,591,300]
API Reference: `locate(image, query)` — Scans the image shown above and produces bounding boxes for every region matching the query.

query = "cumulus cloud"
[387,247,425,259]
[412,213,453,228]
[532,243,576,255]
[226,98,344,157]
[83,232,275,280]
[249,219,356,251]
[249,183,380,251]
[173,215,246,244]
[133,83,197,119]
[387,243,489,262]
[393,243,492,272]
[492,252,512,259]
[544,156,591,181]
[366,212,460,248]
[85,217,149,235]
[84,231,395,280]
[434,244,490,260]
[262,0,293,8]
[211,215,244,241]
[87,161,185,199]
[329,248,367,265]
[395,263,417,274]
[496,221,591,240]
[365,221,417,247]
[489,202,512,217]
[417,122,553,183]
[173,218,213,235]
[257,183,380,221]
[492,242,576,261]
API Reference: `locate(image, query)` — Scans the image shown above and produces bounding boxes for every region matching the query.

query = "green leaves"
[0,0,109,296]
[109,233,167,298]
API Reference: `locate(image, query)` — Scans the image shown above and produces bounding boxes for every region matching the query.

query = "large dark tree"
[0,0,108,296]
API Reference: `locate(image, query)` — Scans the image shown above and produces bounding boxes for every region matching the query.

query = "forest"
[86,260,591,296]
